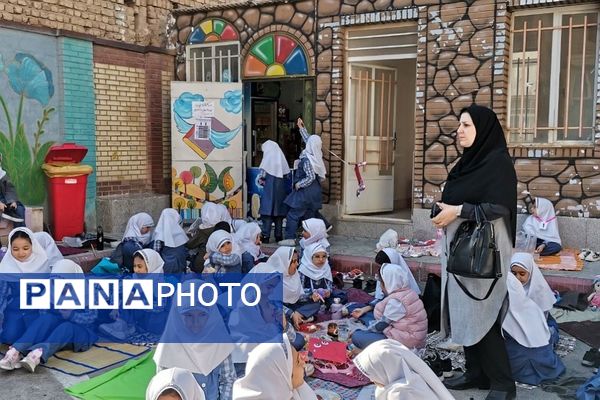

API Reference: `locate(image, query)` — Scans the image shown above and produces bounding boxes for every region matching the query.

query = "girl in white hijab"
[522,197,562,256]
[146,367,206,400]
[154,279,236,399]
[234,222,267,274]
[256,247,303,305]
[232,334,317,400]
[0,227,50,274]
[205,230,241,274]
[118,212,155,272]
[510,252,556,313]
[354,339,454,400]
[376,229,399,252]
[375,249,421,295]
[51,259,84,274]
[199,202,221,229]
[299,218,330,250]
[151,209,188,273]
[216,203,232,225]
[502,274,565,385]
[33,231,63,268]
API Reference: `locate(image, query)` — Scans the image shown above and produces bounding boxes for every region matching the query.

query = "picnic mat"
[66,350,155,399]
[0,342,151,377]
[57,245,89,256]
[559,320,600,348]
[308,377,362,399]
[536,248,584,271]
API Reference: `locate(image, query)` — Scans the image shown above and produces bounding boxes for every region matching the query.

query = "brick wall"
[60,37,98,228]
[0,0,227,46]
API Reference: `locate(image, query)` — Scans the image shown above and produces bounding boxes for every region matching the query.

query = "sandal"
[585,251,600,262]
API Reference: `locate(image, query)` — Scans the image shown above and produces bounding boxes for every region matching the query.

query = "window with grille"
[508,7,599,145]
[186,43,240,83]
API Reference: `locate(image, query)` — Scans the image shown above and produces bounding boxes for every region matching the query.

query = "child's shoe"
[99,318,136,341]
[0,347,22,370]
[1,208,24,223]
[20,348,43,373]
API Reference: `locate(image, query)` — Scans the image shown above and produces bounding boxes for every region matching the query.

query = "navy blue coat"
[259,173,290,217]
[284,158,322,210]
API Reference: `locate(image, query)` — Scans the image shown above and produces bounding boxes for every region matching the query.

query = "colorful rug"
[66,350,155,399]
[1,342,151,377]
[536,248,584,271]
[308,377,362,399]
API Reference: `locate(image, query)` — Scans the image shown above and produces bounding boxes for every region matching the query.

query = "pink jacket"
[374,288,428,349]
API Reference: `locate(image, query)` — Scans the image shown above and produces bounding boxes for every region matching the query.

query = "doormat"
[559,320,600,348]
[536,248,584,271]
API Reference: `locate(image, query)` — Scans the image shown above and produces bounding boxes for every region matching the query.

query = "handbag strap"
[452,274,499,301]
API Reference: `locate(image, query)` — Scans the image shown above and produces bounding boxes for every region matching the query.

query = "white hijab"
[134,249,165,274]
[231,219,248,233]
[216,203,232,224]
[207,230,234,254]
[260,140,291,178]
[380,249,421,295]
[253,247,303,304]
[376,229,399,251]
[511,252,556,312]
[33,231,64,267]
[0,227,50,274]
[154,279,235,376]
[199,202,221,229]
[153,208,188,248]
[522,197,561,244]
[380,262,412,294]
[232,335,317,400]
[51,259,84,275]
[123,213,154,245]
[146,367,206,400]
[503,273,551,348]
[354,339,454,400]
[299,218,330,249]
[234,222,262,260]
[298,243,332,282]
[302,135,326,180]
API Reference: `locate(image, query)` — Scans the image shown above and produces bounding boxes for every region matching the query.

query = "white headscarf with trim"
[199,202,220,229]
[51,259,84,275]
[216,203,232,224]
[302,135,326,180]
[260,140,291,178]
[379,249,421,295]
[510,252,556,312]
[123,212,154,245]
[354,339,454,400]
[153,208,188,248]
[298,243,332,282]
[253,247,302,304]
[502,273,551,348]
[299,218,329,249]
[134,249,165,274]
[522,197,561,244]
[154,279,235,376]
[33,231,64,267]
[0,227,49,273]
[380,262,412,294]
[234,222,262,260]
[146,367,206,400]
[207,230,235,254]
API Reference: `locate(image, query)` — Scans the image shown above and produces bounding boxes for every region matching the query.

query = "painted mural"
[171,82,244,220]
[0,31,59,206]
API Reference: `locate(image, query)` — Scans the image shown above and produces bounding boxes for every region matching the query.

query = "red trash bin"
[42,143,93,240]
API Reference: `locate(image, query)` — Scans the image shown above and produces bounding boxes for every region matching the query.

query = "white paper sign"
[192,101,215,118]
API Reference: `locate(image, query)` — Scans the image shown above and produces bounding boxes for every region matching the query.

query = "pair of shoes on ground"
[0,347,42,372]
[1,207,23,223]
[444,374,515,399]
[582,348,600,368]
[579,249,600,262]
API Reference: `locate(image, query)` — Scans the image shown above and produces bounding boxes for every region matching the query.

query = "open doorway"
[343,23,417,221]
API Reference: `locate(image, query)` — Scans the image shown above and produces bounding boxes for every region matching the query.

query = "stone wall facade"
[172,0,600,218]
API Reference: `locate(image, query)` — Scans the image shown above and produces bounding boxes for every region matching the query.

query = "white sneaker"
[20,348,43,373]
[99,319,136,341]
[0,347,22,370]
[278,239,296,246]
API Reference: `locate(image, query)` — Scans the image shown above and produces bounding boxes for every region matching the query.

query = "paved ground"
[4,234,595,399]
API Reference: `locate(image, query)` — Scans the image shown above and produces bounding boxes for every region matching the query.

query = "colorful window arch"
[243,33,309,78]
[188,18,239,44]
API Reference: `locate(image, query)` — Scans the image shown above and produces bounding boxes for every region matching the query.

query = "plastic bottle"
[330,298,343,319]
[97,225,104,250]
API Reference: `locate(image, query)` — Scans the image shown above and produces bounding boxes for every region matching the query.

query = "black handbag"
[447,205,502,301]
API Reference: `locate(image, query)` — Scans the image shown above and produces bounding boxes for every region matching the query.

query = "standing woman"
[431,105,517,400]
[258,140,290,243]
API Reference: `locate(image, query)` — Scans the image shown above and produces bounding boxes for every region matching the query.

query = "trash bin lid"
[44,143,88,164]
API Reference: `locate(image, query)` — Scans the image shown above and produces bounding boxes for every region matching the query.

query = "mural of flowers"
[0,52,55,205]
[199,163,218,200]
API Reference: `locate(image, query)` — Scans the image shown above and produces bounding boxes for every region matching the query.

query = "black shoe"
[261,235,270,244]
[485,390,516,400]
[2,208,23,223]
[582,348,600,367]
[444,373,491,390]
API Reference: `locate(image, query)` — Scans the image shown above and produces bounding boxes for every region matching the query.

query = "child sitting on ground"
[151,208,188,273]
[0,154,25,226]
[523,197,562,256]
[299,218,330,254]
[114,212,154,272]
[234,222,267,274]
[204,230,241,274]
[0,260,98,373]
[351,263,427,352]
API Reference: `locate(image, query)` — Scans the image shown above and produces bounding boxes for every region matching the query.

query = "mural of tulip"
[0,52,56,205]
